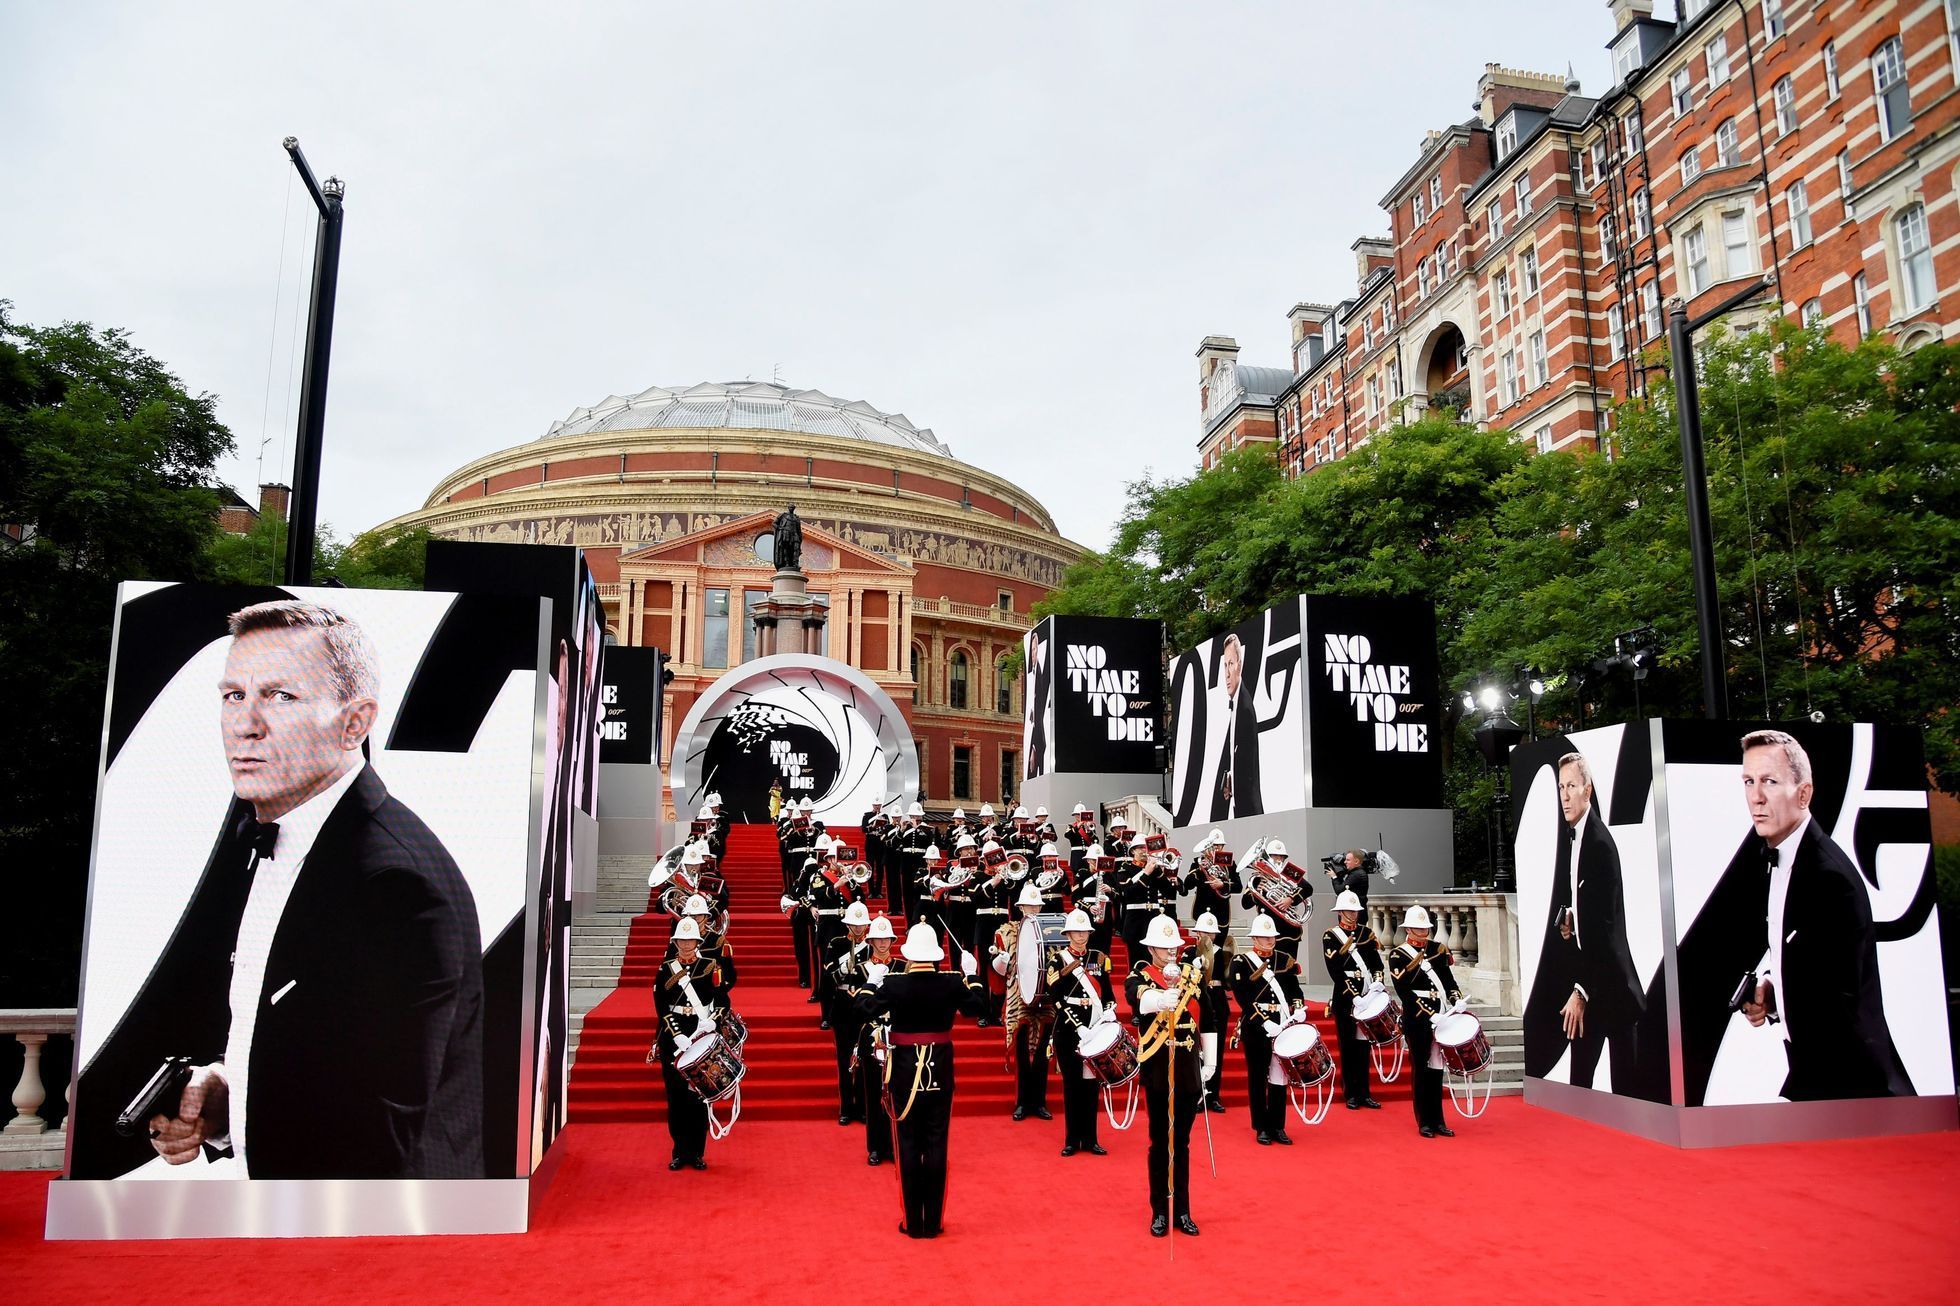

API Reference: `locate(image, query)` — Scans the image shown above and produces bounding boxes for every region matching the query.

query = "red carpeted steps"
[569,823,1411,1123]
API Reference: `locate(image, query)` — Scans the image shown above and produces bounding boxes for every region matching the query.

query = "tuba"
[1034,865,1066,892]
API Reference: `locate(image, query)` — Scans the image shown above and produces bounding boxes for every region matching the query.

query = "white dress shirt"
[221,762,364,1175]
[1564,817,1590,1001]
[1759,812,1810,1046]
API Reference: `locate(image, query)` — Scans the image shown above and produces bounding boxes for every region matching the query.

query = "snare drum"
[1272,1023,1336,1088]
[677,1032,745,1103]
[716,1008,749,1049]
[1432,1011,1491,1077]
[1075,1021,1140,1087]
[1351,988,1403,1047]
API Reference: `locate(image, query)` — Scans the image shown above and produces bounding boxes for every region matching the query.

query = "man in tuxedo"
[1522,752,1644,1091]
[73,599,485,1180]
[1211,633,1262,821]
[1025,627,1049,778]
[1733,730,1910,1101]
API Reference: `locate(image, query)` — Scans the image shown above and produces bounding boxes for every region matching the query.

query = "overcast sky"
[3,1,1628,553]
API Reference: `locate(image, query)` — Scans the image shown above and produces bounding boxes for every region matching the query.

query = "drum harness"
[1336,928,1404,1081]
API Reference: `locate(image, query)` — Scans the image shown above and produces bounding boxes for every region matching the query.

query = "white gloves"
[865,962,888,986]
[991,953,1010,977]
[672,1034,692,1054]
[1261,1019,1281,1038]
[1162,961,1181,981]
[1367,980,1387,996]
[1094,1005,1116,1025]
[1138,990,1173,1015]
[1200,1032,1219,1082]
[960,951,978,978]
[779,895,796,913]
[1452,997,1470,1015]
[692,1016,715,1040]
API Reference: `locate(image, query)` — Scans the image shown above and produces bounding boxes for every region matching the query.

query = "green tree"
[0,302,232,1004]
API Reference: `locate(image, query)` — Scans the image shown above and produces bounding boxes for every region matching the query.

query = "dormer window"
[1613,31,1643,83]
[1495,115,1519,160]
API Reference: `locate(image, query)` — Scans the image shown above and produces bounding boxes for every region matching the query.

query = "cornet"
[1155,847,1183,875]
[1002,854,1030,882]
[844,862,873,886]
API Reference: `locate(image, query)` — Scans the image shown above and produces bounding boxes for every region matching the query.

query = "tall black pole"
[282,137,345,586]
[1668,301,1727,722]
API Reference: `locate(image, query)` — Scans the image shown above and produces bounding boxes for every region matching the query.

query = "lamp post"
[281,137,345,586]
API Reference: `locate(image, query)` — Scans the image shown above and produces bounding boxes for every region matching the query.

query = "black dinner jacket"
[71,765,485,1180]
[1525,808,1644,1031]
[1210,686,1263,820]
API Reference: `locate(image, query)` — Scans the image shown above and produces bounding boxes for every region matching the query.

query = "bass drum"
[1016,911,1072,1005]
[677,1032,745,1103]
[1075,1021,1141,1087]
[1272,1023,1336,1088]
[1351,987,1403,1046]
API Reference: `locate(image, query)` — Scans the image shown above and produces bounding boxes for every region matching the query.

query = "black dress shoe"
[1150,1215,1169,1237]
[1255,1131,1272,1146]
[1033,1106,1052,1120]
[799,981,811,989]
[1085,1143,1106,1155]
[867,1153,882,1166]
[820,1019,832,1031]
[1205,1096,1226,1113]
[689,1157,707,1171]
[1060,1143,1078,1157]
[1273,1130,1294,1146]
[1012,1105,1027,1121]
[839,1113,853,1126]
[1362,1097,1381,1109]
[1174,1215,1200,1236]
[1420,1126,1437,1138]
[898,1221,910,1236]
[668,1156,686,1170]
[1435,1125,1456,1138]
[976,1017,993,1028]
[1346,1100,1362,1110]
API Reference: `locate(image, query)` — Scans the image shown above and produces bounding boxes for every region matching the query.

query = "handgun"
[115,1056,195,1136]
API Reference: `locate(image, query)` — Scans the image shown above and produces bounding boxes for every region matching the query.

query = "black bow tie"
[1764,845,1781,869]
[1564,824,1578,844]
[242,816,280,860]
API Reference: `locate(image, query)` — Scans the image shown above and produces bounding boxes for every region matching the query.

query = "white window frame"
[1707,33,1730,87]
[1521,244,1541,295]
[1496,117,1518,159]
[1897,203,1935,312]
[1837,151,1853,210]
[1684,226,1710,296]
[1765,0,1785,40]
[1787,180,1812,249]
[1500,348,1520,405]
[1633,186,1651,238]
[1640,282,1662,341]
[1823,41,1840,100]
[1624,113,1644,156]
[1607,305,1626,360]
[1715,118,1739,167]
[1418,259,1431,297]
[1430,176,1443,210]
[1529,329,1548,387]
[1801,298,1824,328]
[1534,424,1554,454]
[1601,213,1618,264]
[1671,67,1694,117]
[1720,209,1753,279]
[1874,38,1911,143]
[1681,146,1703,186]
[1515,172,1533,216]
[1488,199,1506,241]
[1773,76,1797,137]
[1854,272,1872,335]
[1494,267,1513,317]
[1413,190,1426,226]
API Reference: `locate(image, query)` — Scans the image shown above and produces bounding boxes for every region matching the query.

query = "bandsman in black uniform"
[1119,838,1181,970]
[992,882,1053,1121]
[806,836,865,1028]
[1073,843,1118,958]
[780,855,820,992]
[969,839,1014,1025]
[975,802,1000,847]
[929,836,978,970]
[1322,888,1384,1110]
[1229,914,1309,1145]
[1182,911,1231,1113]
[1032,804,1059,848]
[1004,805,1040,856]
[825,901,876,1124]
[847,915,901,1165]
[655,917,732,1171]
[705,792,731,855]
[667,893,738,989]
[860,796,887,895]
[1046,908,1114,1157]
[1240,839,1310,965]
[1181,831,1243,936]
[857,923,988,1239]
[896,803,934,922]
[1105,813,1136,863]
[1064,803,1099,876]
[1033,840,1072,914]
[1128,914,1204,1237]
[1389,905,1466,1139]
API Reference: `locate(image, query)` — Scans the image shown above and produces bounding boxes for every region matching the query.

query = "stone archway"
[669,654,919,829]
[1419,321,1472,414]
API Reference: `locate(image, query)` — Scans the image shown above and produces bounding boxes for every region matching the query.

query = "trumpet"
[1002,854,1030,882]
[1155,847,1183,875]
[844,862,873,886]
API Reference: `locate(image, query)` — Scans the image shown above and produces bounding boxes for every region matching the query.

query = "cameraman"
[1326,849,1373,906]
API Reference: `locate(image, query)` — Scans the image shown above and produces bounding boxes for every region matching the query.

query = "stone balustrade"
[1,1008,75,1171]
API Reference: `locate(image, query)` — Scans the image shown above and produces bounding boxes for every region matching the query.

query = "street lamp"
[1461,668,1540,893]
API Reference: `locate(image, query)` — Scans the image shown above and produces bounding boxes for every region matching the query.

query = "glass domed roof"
[542,381,953,458]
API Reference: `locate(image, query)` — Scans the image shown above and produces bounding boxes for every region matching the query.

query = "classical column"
[6,1033,49,1135]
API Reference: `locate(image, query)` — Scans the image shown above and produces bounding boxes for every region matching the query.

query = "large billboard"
[62,583,548,1196]
[1168,595,1441,823]
[1022,615,1162,779]
[1514,720,1951,1138]
[598,645,663,767]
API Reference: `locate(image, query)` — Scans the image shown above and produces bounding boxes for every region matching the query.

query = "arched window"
[910,643,924,705]
[996,657,1013,715]
[948,650,969,710]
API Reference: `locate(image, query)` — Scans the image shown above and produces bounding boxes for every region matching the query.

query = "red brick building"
[1201,0,1960,473]
[378,381,1084,819]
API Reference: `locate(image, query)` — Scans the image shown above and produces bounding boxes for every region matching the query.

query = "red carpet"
[571,823,1413,1122]
[6,1101,1957,1303]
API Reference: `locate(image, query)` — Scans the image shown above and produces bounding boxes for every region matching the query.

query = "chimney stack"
[1608,0,1655,34]
[260,483,291,522]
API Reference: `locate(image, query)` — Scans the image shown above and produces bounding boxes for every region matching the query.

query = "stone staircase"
[566,853,660,1061]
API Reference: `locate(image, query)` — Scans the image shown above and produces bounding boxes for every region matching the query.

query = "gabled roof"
[618,509,912,574]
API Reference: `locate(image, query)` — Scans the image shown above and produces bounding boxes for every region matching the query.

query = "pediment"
[619,510,909,574]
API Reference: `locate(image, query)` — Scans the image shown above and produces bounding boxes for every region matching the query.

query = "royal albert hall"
[380,380,1085,817]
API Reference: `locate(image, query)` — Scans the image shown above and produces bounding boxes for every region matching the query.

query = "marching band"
[645,802,1492,1238]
